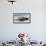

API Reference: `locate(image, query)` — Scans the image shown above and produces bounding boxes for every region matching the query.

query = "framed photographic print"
[13,13,31,24]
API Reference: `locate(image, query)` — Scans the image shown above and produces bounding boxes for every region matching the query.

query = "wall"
[0,0,46,41]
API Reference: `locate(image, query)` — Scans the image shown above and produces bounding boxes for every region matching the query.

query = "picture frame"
[13,13,31,24]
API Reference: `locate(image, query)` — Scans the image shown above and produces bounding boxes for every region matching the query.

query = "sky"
[14,13,31,16]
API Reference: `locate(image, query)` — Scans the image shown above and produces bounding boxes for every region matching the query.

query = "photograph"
[13,13,31,24]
